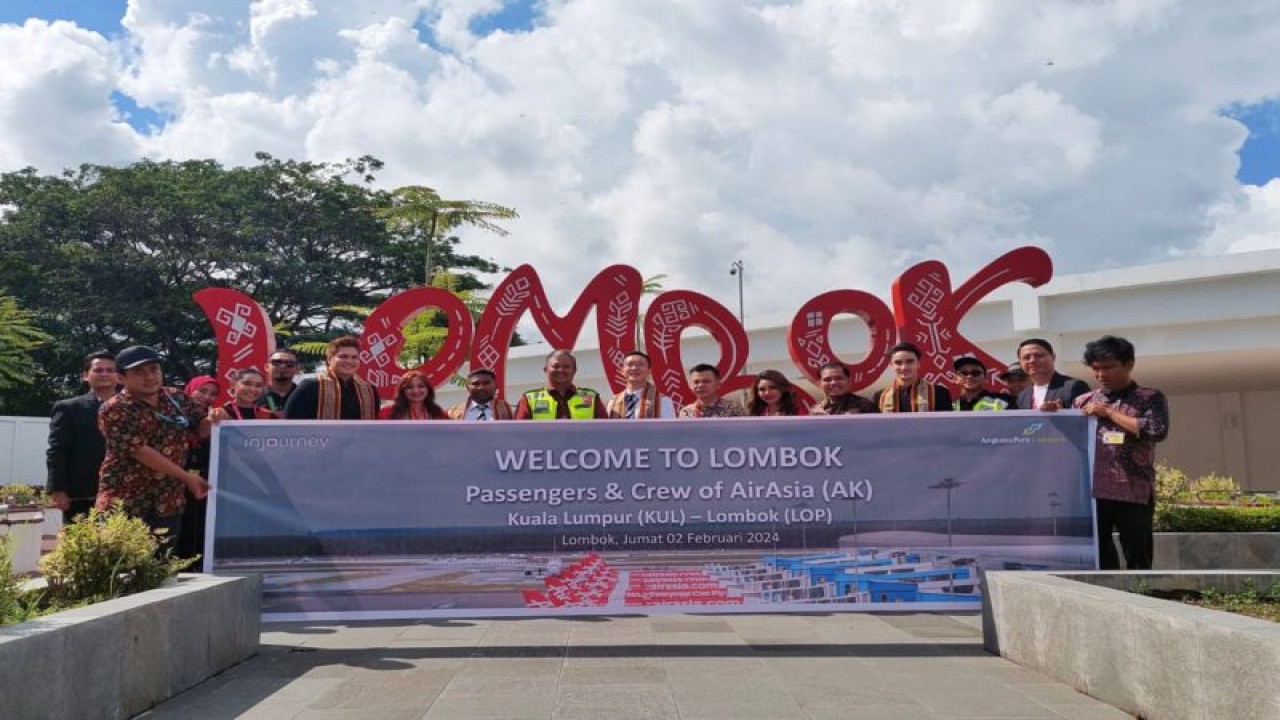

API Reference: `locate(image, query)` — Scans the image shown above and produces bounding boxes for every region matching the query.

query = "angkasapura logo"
[980,422,1063,446]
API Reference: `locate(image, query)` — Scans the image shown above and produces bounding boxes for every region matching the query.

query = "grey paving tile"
[459,657,564,678]
[559,665,666,685]
[424,694,554,719]
[553,685,679,720]
[911,688,1067,718]
[669,674,807,719]
[439,675,559,700]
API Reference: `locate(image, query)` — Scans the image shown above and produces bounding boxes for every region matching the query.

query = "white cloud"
[1,0,1279,324]
[0,20,140,170]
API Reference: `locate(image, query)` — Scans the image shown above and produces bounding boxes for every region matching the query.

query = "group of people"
[46,333,1168,571]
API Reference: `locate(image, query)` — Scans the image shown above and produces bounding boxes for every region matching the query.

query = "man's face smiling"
[545,356,575,390]
[329,348,360,379]
[621,355,650,386]
[819,368,849,399]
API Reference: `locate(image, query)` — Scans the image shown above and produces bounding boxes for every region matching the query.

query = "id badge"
[1102,431,1126,445]
[533,401,550,414]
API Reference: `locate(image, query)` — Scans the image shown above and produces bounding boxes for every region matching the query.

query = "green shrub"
[38,504,195,606]
[0,483,44,505]
[1156,505,1280,533]
[1155,461,1190,507]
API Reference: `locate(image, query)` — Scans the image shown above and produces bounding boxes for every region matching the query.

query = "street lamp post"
[927,478,963,547]
[729,260,744,323]
[1048,492,1062,536]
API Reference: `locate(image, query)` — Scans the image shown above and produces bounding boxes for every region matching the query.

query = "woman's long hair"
[747,369,801,416]
[389,370,447,419]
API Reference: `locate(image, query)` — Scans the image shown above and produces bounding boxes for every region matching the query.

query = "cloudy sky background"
[2,0,1279,325]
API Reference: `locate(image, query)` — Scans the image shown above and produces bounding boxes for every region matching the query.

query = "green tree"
[0,293,51,391]
[372,185,518,286]
[0,155,514,414]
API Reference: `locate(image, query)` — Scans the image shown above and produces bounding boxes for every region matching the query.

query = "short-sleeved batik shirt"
[96,388,205,518]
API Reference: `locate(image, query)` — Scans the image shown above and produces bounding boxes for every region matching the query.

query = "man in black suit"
[1016,338,1090,411]
[46,350,119,521]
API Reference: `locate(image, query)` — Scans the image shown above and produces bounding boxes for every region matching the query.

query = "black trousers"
[1095,498,1154,570]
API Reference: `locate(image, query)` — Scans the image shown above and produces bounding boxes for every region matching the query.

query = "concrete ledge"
[984,570,1280,720]
[1154,531,1280,569]
[0,573,260,720]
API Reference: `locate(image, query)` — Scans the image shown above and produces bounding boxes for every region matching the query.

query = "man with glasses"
[95,346,213,540]
[259,347,300,418]
[951,356,1011,411]
[284,336,379,420]
[608,351,677,419]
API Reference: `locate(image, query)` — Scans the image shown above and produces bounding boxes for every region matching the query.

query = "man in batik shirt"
[1074,335,1170,570]
[678,364,745,418]
[809,361,878,415]
[96,346,213,540]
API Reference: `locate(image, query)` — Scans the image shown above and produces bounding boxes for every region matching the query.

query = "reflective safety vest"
[524,388,599,420]
[954,394,1009,412]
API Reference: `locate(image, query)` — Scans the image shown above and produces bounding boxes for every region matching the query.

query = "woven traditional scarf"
[878,380,936,413]
[609,383,658,418]
[315,374,377,419]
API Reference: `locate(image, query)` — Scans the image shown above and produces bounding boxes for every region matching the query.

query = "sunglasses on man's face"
[269,359,297,367]
[957,370,984,378]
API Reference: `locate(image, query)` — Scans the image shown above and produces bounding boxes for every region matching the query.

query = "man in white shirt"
[1016,338,1090,411]
[608,351,677,418]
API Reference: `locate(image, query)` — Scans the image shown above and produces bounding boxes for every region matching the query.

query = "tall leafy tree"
[372,185,518,287]
[0,293,51,392]
[0,155,514,415]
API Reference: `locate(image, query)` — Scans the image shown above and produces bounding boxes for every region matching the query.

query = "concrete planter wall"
[983,570,1280,720]
[1154,531,1280,569]
[0,573,260,720]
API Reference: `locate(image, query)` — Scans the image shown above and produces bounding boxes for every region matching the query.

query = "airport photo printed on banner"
[209,412,1097,621]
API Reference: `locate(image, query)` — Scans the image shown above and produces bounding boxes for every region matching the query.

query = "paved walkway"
[138,613,1131,719]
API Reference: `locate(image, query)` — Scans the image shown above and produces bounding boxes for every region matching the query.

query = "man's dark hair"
[1017,338,1055,357]
[82,350,114,372]
[888,342,922,359]
[622,351,651,365]
[819,361,849,378]
[689,363,720,379]
[270,347,298,359]
[467,368,497,380]
[1082,335,1135,366]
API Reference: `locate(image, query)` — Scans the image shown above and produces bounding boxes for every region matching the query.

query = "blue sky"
[1,1,1278,300]
[2,0,1275,186]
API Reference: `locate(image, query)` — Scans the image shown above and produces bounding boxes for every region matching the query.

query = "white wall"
[0,416,50,487]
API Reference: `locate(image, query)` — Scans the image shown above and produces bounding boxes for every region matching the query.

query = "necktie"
[625,392,638,419]
[476,403,489,421]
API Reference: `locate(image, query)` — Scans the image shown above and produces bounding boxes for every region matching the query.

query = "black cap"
[115,345,163,371]
[953,356,985,372]
[998,362,1027,379]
